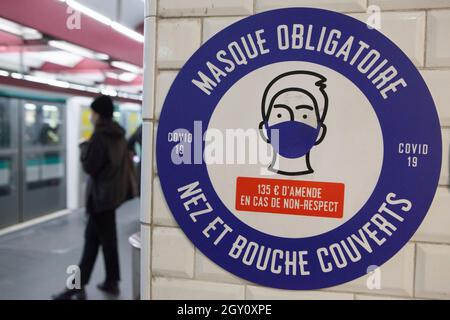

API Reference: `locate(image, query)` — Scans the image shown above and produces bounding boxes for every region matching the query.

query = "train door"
[0,97,20,228]
[21,100,66,220]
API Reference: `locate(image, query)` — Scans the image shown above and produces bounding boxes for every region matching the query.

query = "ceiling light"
[118,92,130,99]
[48,40,109,61]
[68,83,88,91]
[96,53,109,60]
[101,87,118,97]
[65,0,112,26]
[0,17,42,40]
[111,61,142,74]
[47,79,70,89]
[105,72,119,79]
[24,75,49,84]
[86,87,101,93]
[0,67,141,101]
[25,74,69,89]
[118,72,137,82]
[61,0,144,43]
[106,72,137,82]
[33,51,82,68]
[21,28,42,40]
[42,105,59,112]
[111,22,144,43]
[11,72,24,80]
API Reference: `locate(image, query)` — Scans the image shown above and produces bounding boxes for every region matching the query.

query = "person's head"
[90,95,114,125]
[259,71,328,159]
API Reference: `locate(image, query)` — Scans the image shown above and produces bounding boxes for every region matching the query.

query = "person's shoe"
[97,281,120,296]
[52,288,86,300]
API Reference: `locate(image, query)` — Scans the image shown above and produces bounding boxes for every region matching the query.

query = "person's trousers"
[78,209,120,286]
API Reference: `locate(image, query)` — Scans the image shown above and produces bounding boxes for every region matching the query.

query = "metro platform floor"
[0,199,140,300]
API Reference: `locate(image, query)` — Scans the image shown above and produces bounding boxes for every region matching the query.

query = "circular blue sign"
[156,8,441,289]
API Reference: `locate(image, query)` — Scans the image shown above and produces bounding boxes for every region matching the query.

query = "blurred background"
[0,0,145,300]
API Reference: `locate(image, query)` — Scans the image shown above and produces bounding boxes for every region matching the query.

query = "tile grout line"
[424,10,429,68]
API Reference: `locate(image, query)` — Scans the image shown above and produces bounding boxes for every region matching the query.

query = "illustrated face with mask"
[265,89,321,159]
[259,71,328,176]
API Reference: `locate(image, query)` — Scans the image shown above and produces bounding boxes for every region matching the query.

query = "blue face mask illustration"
[265,121,320,159]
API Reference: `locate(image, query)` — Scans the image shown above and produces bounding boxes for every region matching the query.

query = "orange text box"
[235,177,345,219]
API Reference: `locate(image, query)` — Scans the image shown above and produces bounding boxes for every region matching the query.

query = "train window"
[0,100,11,149]
[24,103,62,146]
[0,157,11,196]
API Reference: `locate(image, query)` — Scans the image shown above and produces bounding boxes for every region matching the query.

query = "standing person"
[53,95,135,300]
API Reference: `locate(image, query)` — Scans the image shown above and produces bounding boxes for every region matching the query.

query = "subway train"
[0,85,141,230]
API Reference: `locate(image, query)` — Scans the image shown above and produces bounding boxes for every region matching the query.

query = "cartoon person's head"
[259,71,328,175]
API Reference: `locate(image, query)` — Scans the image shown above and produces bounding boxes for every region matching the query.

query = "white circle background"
[206,61,383,238]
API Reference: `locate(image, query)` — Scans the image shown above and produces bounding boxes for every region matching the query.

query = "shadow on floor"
[0,199,140,300]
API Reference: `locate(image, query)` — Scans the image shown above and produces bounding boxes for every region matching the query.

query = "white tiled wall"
[354,294,410,300]
[441,129,450,186]
[152,176,177,226]
[246,286,354,300]
[370,0,450,10]
[427,10,450,67]
[421,70,450,127]
[158,0,253,17]
[154,71,177,120]
[195,251,244,284]
[141,0,450,300]
[140,122,153,224]
[350,11,426,66]
[152,277,245,300]
[255,0,367,13]
[202,17,243,42]
[329,244,416,297]
[415,244,450,299]
[142,16,156,120]
[157,19,201,69]
[413,187,450,243]
[152,227,195,278]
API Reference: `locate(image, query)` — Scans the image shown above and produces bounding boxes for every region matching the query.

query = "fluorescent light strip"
[43,105,58,112]
[65,0,112,26]
[68,83,87,91]
[48,40,109,61]
[11,72,24,80]
[111,61,142,74]
[105,72,119,80]
[101,87,118,97]
[47,79,70,89]
[111,22,144,43]
[118,72,137,82]
[24,75,50,84]
[0,69,141,100]
[106,72,137,82]
[62,0,144,43]
[0,17,42,40]
[85,87,101,93]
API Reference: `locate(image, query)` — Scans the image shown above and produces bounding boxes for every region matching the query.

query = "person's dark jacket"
[80,119,137,214]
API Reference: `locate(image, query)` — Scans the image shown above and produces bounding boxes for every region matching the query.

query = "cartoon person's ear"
[315,123,327,145]
[259,121,270,143]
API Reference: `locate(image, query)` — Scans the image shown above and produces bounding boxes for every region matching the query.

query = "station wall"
[140,0,450,300]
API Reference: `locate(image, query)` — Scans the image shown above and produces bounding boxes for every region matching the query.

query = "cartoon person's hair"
[261,70,328,123]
